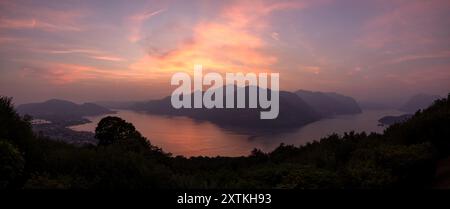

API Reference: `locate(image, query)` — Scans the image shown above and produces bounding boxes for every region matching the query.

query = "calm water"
[69,109,405,157]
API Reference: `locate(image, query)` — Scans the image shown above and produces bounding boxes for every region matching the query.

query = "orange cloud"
[129,1,307,76]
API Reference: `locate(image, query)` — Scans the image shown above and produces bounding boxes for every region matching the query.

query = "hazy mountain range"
[16,88,363,129]
[130,87,319,129]
[17,99,115,126]
[377,93,441,126]
[295,90,362,116]
[129,87,361,129]
[18,91,445,132]
[399,93,441,113]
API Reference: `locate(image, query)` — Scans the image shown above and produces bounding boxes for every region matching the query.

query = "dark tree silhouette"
[0,94,449,189]
[95,116,142,146]
[0,140,25,189]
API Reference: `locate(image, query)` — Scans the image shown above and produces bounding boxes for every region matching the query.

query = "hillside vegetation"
[1,93,449,189]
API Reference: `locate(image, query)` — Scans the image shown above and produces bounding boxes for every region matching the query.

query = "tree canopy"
[95,116,142,146]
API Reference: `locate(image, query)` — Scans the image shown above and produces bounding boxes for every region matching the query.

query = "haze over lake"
[69,109,405,157]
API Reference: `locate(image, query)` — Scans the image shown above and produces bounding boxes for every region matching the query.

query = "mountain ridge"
[295,89,362,117]
[17,99,115,126]
[400,93,441,113]
[131,86,321,129]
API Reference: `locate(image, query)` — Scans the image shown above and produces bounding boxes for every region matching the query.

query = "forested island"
[1,93,449,189]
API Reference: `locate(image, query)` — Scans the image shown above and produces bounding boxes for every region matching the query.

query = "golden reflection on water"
[70,109,404,157]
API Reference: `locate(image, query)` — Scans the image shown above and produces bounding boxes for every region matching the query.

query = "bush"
[0,140,25,189]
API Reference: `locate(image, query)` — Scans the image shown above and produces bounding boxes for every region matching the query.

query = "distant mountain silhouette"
[358,101,393,110]
[400,94,441,113]
[17,99,115,125]
[94,100,138,109]
[131,86,321,129]
[295,90,362,117]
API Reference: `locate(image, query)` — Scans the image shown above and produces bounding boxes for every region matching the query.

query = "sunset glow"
[1,0,449,104]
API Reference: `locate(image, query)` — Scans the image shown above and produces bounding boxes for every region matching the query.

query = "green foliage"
[276,166,339,189]
[384,93,450,155]
[0,97,34,152]
[0,94,449,189]
[344,143,435,188]
[0,140,25,189]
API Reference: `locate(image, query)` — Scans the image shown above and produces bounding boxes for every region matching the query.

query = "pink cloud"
[357,0,450,49]
[127,9,166,43]
[0,36,25,44]
[32,47,127,62]
[221,0,307,28]
[20,63,142,85]
[0,18,81,31]
[91,56,125,62]
[299,65,321,75]
[271,32,280,41]
[383,63,450,87]
[0,1,86,32]
[383,51,450,65]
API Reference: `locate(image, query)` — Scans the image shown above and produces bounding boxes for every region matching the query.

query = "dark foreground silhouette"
[1,93,449,189]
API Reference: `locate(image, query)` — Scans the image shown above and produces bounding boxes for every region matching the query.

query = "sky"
[0,0,449,105]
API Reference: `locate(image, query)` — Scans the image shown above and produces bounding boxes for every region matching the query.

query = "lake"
[69,109,406,157]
